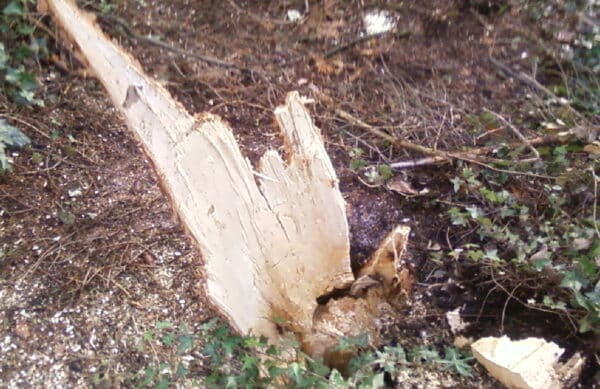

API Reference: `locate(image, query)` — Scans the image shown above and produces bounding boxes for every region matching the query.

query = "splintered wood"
[46,0,354,340]
[47,0,412,359]
[471,336,585,389]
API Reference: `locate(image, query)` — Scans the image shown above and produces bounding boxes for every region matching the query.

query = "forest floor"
[1,0,599,387]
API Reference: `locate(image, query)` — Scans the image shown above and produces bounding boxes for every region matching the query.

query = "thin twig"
[95,13,240,70]
[489,266,578,332]
[343,129,391,164]
[483,108,540,159]
[500,282,523,333]
[97,273,133,298]
[489,57,584,120]
[319,91,570,177]
[0,113,50,139]
[446,153,556,179]
[324,30,409,58]
[390,156,447,169]
[26,13,60,43]
[319,91,450,158]
[390,130,579,170]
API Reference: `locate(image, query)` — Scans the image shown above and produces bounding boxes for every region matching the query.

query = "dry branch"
[94,12,239,70]
[318,91,588,171]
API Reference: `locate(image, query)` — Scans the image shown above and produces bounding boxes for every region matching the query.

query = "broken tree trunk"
[47,2,414,366]
[47,0,354,340]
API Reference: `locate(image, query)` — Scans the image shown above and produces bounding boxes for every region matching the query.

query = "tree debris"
[47,0,355,341]
[471,336,585,389]
[47,0,413,367]
[318,91,595,172]
[304,226,412,372]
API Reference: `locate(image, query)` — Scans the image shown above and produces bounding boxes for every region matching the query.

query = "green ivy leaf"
[308,358,330,377]
[142,330,154,342]
[0,145,9,172]
[0,119,30,148]
[140,367,156,387]
[155,376,170,389]
[328,369,347,386]
[17,89,43,106]
[15,70,38,90]
[5,67,22,84]
[155,321,173,330]
[349,147,364,158]
[377,165,393,181]
[440,347,474,377]
[0,43,7,69]
[16,23,35,36]
[334,333,370,352]
[408,346,440,363]
[175,362,188,378]
[222,335,241,355]
[448,207,468,226]
[178,333,194,354]
[347,351,376,375]
[533,258,552,270]
[451,176,462,192]
[465,205,484,219]
[467,250,485,261]
[3,0,24,16]
[161,333,175,346]
[543,295,567,310]
[241,354,258,371]
[560,270,590,291]
[349,158,367,171]
[370,372,386,387]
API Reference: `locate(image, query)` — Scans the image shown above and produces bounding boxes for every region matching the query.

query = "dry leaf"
[313,56,344,75]
[529,245,549,262]
[454,335,474,349]
[349,275,381,297]
[572,238,591,251]
[386,176,420,196]
[359,225,410,285]
[583,143,600,157]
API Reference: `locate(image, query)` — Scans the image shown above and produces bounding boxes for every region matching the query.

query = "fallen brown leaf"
[313,55,344,75]
[386,176,420,196]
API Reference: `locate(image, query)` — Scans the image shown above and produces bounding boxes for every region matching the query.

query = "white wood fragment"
[471,336,584,389]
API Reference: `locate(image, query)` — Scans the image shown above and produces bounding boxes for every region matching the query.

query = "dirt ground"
[1,0,598,387]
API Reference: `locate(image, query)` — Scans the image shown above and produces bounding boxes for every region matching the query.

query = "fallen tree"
[46,0,412,361]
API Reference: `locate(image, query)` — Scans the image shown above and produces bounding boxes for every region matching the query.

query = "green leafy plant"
[443,161,600,334]
[0,118,30,172]
[349,147,367,171]
[348,146,395,187]
[128,318,474,387]
[132,320,197,388]
[1,0,46,106]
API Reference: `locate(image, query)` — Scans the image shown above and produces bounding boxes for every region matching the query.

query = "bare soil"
[1,0,598,387]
